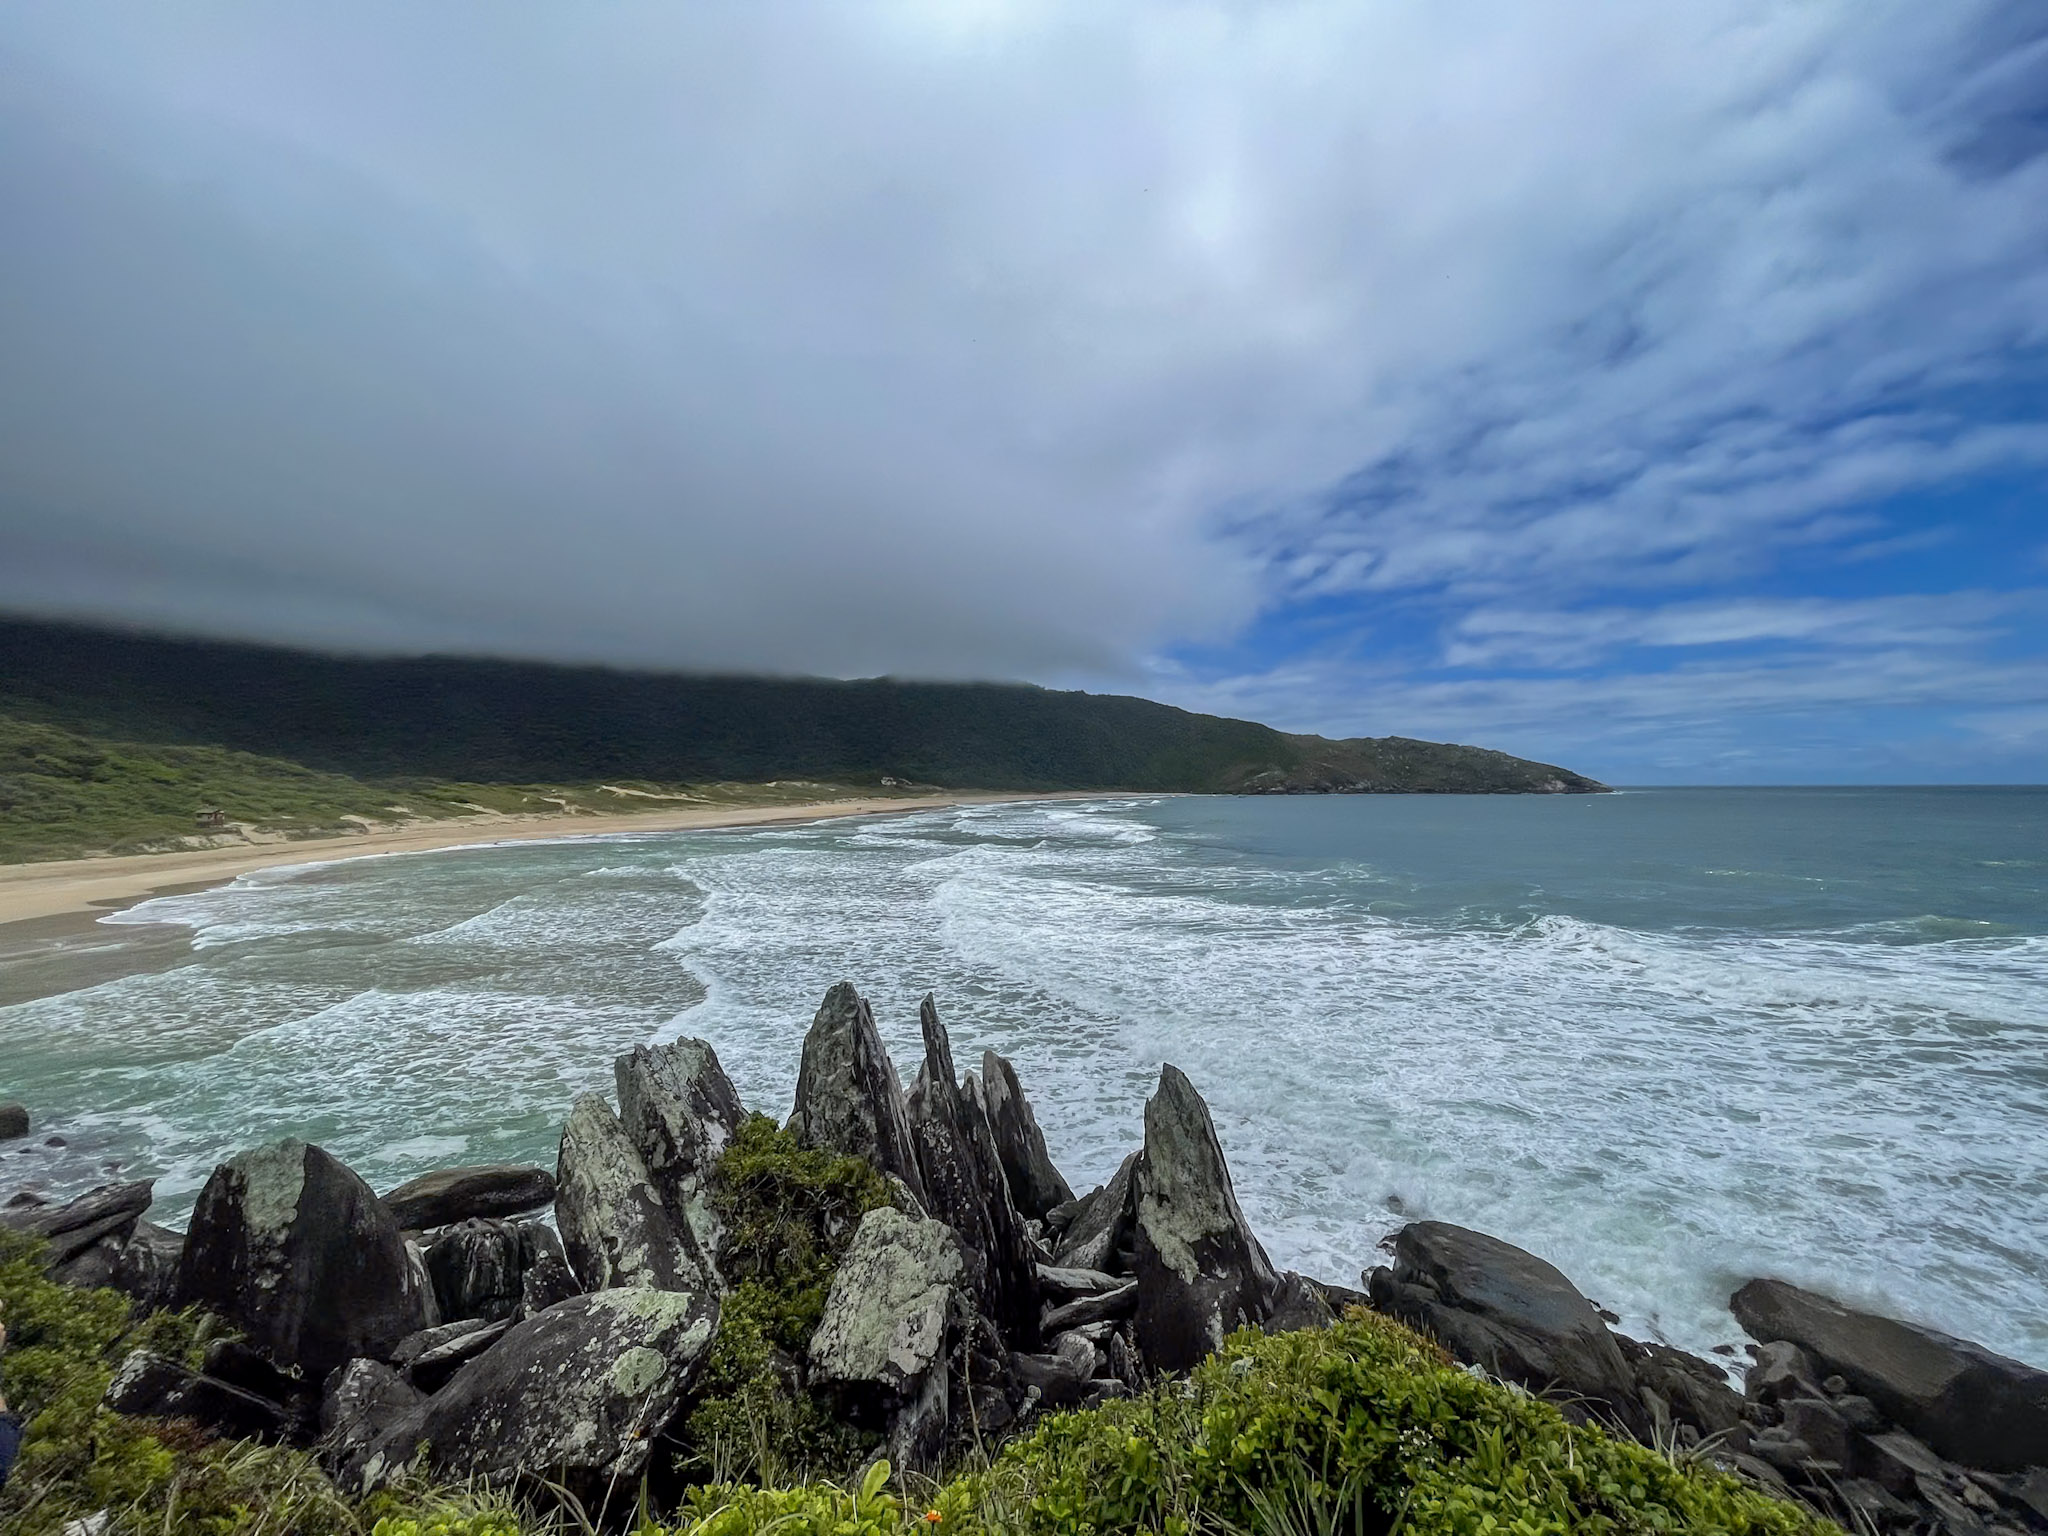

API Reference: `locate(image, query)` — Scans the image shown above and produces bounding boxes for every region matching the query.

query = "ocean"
[4,788,2044,1369]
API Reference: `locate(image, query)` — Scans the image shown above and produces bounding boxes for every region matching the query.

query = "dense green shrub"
[949,1312,1835,1536]
[670,1115,895,1483]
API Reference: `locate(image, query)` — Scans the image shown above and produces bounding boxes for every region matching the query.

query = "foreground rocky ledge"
[5,981,2044,1535]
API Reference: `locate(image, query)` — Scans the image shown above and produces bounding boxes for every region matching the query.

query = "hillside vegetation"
[0,620,1604,859]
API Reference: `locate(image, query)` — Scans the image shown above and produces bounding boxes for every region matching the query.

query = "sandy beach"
[0,791,1071,929]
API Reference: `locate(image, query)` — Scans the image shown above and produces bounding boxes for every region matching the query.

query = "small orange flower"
[923,1512,943,1524]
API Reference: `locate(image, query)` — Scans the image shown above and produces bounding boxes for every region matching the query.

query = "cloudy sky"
[3,2,2044,782]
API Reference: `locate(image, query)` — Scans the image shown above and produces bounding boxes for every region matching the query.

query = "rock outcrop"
[789,982,928,1207]
[1130,1065,1278,1374]
[555,1092,712,1295]
[380,1165,556,1231]
[354,1287,719,1498]
[104,1348,290,1441]
[616,1037,745,1277]
[319,1358,423,1470]
[0,1102,27,1140]
[808,1206,967,1471]
[1732,1276,2048,1474]
[1367,1222,1644,1435]
[175,1141,429,1382]
[981,1050,1075,1221]
[420,1218,566,1324]
[1,1179,155,1281]
[1052,1152,1137,1273]
[906,996,1039,1346]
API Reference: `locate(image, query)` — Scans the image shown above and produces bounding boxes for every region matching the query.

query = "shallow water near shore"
[4,787,2045,1369]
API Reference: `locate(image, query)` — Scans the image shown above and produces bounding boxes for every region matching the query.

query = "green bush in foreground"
[5,1221,1832,1536]
[672,1114,895,1485]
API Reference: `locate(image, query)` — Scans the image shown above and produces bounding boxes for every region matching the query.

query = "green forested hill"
[0,619,1604,858]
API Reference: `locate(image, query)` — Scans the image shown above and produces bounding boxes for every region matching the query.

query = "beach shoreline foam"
[0,790,1091,930]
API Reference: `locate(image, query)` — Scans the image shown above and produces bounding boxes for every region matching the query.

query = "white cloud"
[0,1,2042,775]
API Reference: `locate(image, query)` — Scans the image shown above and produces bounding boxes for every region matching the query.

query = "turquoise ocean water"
[3,788,2044,1366]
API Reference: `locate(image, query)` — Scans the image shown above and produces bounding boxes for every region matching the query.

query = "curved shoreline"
[0,791,1095,930]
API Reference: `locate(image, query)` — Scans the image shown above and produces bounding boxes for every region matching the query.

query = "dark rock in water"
[175,1140,429,1382]
[1744,1339,1823,1405]
[1052,1151,1138,1274]
[0,1103,27,1140]
[104,1348,289,1441]
[555,1092,712,1294]
[354,1287,718,1496]
[1,1179,154,1270]
[808,1206,967,1473]
[1731,1276,2048,1473]
[112,1219,185,1310]
[1618,1335,1744,1438]
[423,1218,525,1323]
[1369,1222,1644,1436]
[1130,1065,1278,1375]
[981,1050,1075,1221]
[381,1165,556,1232]
[616,1037,745,1277]
[1263,1271,1337,1335]
[906,995,1039,1345]
[320,1359,422,1472]
[789,982,928,1207]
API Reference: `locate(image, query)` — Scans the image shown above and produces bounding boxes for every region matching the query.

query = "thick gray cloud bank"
[2,3,2044,777]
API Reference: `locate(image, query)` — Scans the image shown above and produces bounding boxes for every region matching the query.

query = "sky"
[2,2,2044,783]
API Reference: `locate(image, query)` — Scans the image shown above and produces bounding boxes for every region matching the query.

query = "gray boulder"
[1052,1151,1138,1274]
[319,1358,423,1471]
[906,996,1039,1345]
[518,1235,582,1319]
[555,1092,711,1295]
[1368,1222,1644,1435]
[1262,1271,1338,1335]
[616,1037,745,1276]
[111,1220,186,1310]
[1618,1336,1745,1439]
[0,1103,26,1140]
[982,1050,1075,1221]
[1732,1277,2048,1473]
[381,1165,556,1231]
[175,1141,429,1381]
[789,982,928,1207]
[104,1348,289,1441]
[422,1218,528,1323]
[354,1287,719,1498]
[808,1206,967,1472]
[1130,1066,1278,1374]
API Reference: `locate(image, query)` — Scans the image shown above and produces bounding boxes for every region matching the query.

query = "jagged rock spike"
[789,982,928,1206]
[1130,1064,1278,1375]
[982,1050,1076,1221]
[554,1092,713,1295]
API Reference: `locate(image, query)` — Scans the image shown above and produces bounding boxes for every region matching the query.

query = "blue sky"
[1,2,2044,782]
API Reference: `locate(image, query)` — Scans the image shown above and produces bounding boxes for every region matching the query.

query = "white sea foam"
[6,795,2043,1370]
